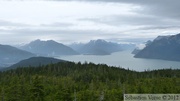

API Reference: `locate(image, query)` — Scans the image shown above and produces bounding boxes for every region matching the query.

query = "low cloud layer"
[0,0,180,45]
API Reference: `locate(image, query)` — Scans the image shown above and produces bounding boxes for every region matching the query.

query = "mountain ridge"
[134,33,180,61]
[20,39,79,56]
[3,56,66,71]
[69,39,135,55]
[0,44,35,67]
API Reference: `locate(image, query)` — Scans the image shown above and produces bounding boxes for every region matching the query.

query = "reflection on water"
[59,51,180,71]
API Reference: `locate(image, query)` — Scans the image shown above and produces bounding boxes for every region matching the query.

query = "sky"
[0,0,180,45]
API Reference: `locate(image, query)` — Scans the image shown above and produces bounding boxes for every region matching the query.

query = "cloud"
[0,26,110,44]
[79,14,168,26]
[53,0,180,21]
[0,20,30,27]
[1,0,180,45]
[97,0,180,20]
[76,0,180,38]
[137,26,180,30]
[40,22,74,27]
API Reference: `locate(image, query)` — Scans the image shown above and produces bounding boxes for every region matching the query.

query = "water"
[59,51,180,71]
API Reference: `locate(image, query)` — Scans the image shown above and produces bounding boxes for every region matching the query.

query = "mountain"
[118,43,135,50]
[20,39,79,56]
[5,57,66,70]
[131,48,141,54]
[134,33,180,61]
[0,44,35,66]
[68,42,85,51]
[69,39,135,55]
[70,39,123,55]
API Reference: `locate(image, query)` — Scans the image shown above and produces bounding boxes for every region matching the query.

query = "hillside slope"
[135,34,180,61]
[0,62,179,100]
[6,57,66,70]
[20,39,79,56]
[70,39,123,55]
[0,44,35,65]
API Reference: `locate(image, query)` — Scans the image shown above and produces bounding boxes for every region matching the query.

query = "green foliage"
[30,76,45,101]
[0,62,179,101]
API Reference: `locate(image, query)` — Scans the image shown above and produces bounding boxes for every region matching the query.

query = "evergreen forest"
[0,62,179,101]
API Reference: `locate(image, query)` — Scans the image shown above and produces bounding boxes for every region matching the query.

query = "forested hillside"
[0,62,179,101]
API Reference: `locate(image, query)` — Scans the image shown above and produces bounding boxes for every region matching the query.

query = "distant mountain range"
[0,39,135,69]
[0,44,35,66]
[69,39,135,55]
[3,57,66,71]
[134,33,180,61]
[20,39,79,56]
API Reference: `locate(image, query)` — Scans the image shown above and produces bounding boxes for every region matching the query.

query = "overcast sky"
[0,0,180,45]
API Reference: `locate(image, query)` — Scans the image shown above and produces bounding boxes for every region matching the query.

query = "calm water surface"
[59,51,180,71]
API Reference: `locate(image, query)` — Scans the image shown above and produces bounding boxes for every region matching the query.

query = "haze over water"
[60,51,180,71]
